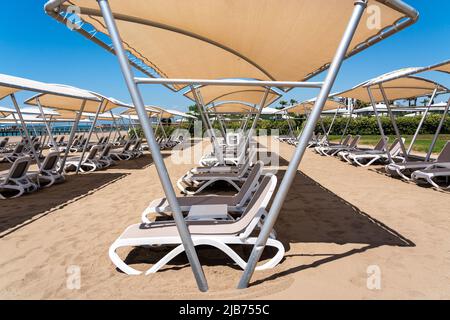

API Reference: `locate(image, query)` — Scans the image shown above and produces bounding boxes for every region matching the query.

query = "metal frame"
[43,0,420,291]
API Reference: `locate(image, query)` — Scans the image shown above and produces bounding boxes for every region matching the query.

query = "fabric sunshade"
[0,74,101,103]
[0,106,14,117]
[336,75,448,103]
[57,0,416,90]
[285,99,347,114]
[207,102,257,114]
[428,60,450,74]
[25,92,125,113]
[184,85,280,106]
[122,106,161,117]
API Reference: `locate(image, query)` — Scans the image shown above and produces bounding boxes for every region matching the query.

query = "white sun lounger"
[411,166,450,190]
[314,134,352,155]
[177,158,255,195]
[346,138,404,167]
[0,156,38,199]
[142,161,264,222]
[0,143,25,163]
[64,145,101,173]
[27,151,65,188]
[109,174,284,275]
[338,137,388,163]
[385,141,450,180]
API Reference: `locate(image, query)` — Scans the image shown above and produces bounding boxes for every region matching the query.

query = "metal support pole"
[379,84,408,159]
[367,87,391,162]
[426,98,450,161]
[237,0,367,289]
[76,99,104,174]
[407,88,438,156]
[191,86,224,165]
[10,94,41,168]
[246,88,270,149]
[36,98,59,153]
[59,101,86,174]
[340,104,354,143]
[326,106,340,138]
[98,0,208,292]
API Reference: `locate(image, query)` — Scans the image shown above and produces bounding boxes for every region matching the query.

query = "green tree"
[289,99,298,106]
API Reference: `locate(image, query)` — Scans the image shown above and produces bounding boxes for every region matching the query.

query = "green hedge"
[316,115,450,136]
[129,115,449,138]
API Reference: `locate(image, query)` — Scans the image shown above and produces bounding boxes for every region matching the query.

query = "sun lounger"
[0,137,9,152]
[0,143,25,163]
[314,135,353,156]
[0,156,37,199]
[338,137,388,163]
[346,138,404,167]
[385,141,450,180]
[142,161,264,222]
[27,151,64,188]
[326,135,361,157]
[96,143,115,168]
[411,166,450,190]
[177,156,254,195]
[64,145,101,173]
[109,174,284,275]
[110,139,134,161]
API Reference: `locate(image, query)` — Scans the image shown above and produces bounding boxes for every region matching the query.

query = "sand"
[0,137,449,299]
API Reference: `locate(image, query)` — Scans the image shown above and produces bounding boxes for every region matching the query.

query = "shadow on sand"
[0,172,130,237]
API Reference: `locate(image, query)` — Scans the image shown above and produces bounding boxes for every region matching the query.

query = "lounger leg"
[108,243,143,275]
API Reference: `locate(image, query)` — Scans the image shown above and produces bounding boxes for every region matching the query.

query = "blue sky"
[0,1,449,111]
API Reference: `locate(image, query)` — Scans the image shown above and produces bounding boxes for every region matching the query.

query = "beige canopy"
[25,90,127,113]
[285,99,347,115]
[335,69,448,103]
[0,106,15,117]
[122,106,161,117]
[428,60,450,75]
[48,109,87,120]
[184,85,280,106]
[207,102,257,114]
[56,0,416,90]
[0,74,100,104]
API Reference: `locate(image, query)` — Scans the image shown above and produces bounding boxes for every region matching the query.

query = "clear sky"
[0,1,449,111]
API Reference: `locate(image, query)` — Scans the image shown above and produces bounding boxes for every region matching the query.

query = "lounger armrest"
[187,204,229,220]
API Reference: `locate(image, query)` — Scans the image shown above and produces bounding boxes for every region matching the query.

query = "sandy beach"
[0,136,449,299]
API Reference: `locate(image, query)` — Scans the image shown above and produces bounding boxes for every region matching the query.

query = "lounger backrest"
[342,135,352,146]
[71,138,80,147]
[235,174,277,237]
[374,137,389,151]
[388,138,404,156]
[122,140,133,152]
[100,143,112,157]
[235,161,264,206]
[131,138,142,151]
[13,143,24,154]
[6,156,31,181]
[0,139,7,148]
[41,152,60,172]
[437,141,450,162]
[86,145,100,160]
[348,135,361,148]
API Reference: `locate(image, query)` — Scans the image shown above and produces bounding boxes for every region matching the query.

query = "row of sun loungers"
[0,152,64,199]
[0,135,146,198]
[278,132,450,191]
